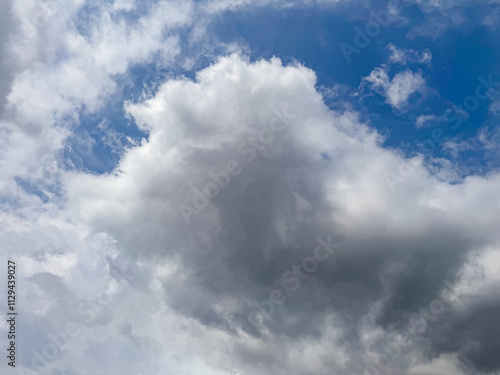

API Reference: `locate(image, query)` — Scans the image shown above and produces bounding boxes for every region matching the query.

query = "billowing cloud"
[0,1,499,375]
[57,55,500,375]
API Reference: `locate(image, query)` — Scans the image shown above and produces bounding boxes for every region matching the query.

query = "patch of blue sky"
[62,51,195,175]
[13,176,52,203]
[63,0,500,177]
[208,3,500,174]
[64,71,149,174]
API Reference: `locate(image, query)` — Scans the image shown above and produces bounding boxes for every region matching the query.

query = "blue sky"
[67,1,500,178]
[207,4,500,173]
[1,1,500,375]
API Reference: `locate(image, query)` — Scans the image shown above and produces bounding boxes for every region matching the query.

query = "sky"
[0,0,500,374]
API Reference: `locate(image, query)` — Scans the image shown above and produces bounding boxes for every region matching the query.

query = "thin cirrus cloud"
[415,114,438,128]
[387,43,432,66]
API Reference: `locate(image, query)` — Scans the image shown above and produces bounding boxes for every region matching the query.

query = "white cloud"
[415,114,438,128]
[0,48,498,375]
[387,43,433,65]
[57,55,500,375]
[364,67,428,110]
[490,100,500,114]
[442,139,475,158]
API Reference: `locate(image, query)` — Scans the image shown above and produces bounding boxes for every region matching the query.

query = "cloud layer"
[0,1,499,375]
[59,55,500,375]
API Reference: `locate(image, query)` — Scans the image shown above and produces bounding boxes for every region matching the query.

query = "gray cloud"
[0,0,16,118]
[1,1,500,375]
[62,54,500,375]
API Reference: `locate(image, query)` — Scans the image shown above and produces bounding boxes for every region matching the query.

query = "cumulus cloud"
[56,55,500,375]
[1,50,499,375]
[1,1,500,375]
[363,67,428,111]
[0,0,200,213]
